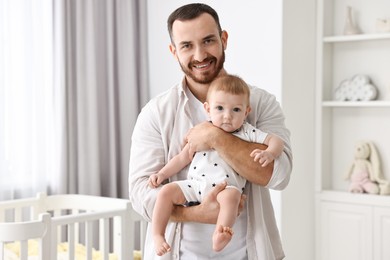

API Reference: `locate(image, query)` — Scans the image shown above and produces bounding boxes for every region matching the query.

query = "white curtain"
[0,0,148,200]
[0,0,60,200]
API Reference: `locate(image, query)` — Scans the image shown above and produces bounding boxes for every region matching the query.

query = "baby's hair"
[207,75,250,105]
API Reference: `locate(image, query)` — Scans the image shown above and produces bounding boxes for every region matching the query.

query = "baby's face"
[204,90,250,132]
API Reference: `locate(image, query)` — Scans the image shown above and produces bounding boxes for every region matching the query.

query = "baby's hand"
[250,149,275,167]
[149,174,162,188]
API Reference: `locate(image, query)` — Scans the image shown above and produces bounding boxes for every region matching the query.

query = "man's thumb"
[213,181,227,194]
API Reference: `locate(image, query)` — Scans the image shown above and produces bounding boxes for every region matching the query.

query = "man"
[129,3,292,260]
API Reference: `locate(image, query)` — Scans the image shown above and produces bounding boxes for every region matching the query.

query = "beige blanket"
[4,240,141,260]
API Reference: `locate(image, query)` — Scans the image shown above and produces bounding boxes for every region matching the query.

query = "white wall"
[282,0,316,260]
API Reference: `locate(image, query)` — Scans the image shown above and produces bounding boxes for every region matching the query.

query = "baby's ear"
[245,106,252,116]
[203,102,210,113]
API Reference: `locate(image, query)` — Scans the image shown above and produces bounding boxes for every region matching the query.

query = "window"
[0,0,61,199]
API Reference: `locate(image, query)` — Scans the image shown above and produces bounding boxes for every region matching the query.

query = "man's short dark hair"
[167,3,222,44]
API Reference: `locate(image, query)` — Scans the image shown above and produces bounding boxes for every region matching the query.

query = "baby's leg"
[212,187,241,252]
[153,182,186,256]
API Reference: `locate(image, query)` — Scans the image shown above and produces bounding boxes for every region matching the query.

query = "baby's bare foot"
[154,235,171,256]
[212,225,234,252]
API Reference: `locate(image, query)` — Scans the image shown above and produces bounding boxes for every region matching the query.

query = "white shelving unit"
[323,33,390,42]
[315,0,390,259]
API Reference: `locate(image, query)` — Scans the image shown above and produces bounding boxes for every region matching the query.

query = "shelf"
[322,101,390,107]
[318,190,390,207]
[316,0,390,257]
[323,33,390,43]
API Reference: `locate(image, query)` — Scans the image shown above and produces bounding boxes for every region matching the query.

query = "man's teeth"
[195,64,208,68]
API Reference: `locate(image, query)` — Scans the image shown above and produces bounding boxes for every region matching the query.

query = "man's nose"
[193,45,207,62]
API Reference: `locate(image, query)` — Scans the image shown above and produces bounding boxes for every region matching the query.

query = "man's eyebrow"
[178,34,218,46]
[203,34,217,41]
[178,40,191,46]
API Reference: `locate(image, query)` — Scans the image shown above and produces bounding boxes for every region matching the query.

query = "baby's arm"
[250,134,284,167]
[148,143,192,188]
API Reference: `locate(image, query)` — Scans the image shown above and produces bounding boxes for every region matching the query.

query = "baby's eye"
[233,108,241,112]
[216,105,223,111]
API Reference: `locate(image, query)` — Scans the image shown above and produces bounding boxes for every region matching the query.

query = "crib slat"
[38,239,45,260]
[140,220,147,254]
[14,207,22,222]
[0,242,4,260]
[68,223,75,260]
[20,240,28,260]
[113,215,121,257]
[72,209,80,245]
[50,223,58,260]
[86,221,93,260]
[99,218,109,260]
[129,222,136,259]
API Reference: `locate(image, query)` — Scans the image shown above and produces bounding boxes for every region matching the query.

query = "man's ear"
[221,30,228,50]
[169,44,178,60]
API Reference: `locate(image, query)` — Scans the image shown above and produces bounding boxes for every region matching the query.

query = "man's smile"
[192,59,214,70]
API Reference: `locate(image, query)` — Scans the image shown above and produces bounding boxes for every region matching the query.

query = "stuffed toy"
[345,140,390,195]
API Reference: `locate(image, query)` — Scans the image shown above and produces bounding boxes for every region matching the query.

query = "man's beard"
[179,51,225,84]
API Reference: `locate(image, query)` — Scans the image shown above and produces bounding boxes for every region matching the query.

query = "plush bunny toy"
[345,141,390,195]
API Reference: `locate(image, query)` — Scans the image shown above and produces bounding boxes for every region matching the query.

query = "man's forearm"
[210,128,273,186]
[171,204,215,224]
[170,182,229,223]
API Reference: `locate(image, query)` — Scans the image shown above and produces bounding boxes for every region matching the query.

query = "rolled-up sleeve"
[265,152,291,190]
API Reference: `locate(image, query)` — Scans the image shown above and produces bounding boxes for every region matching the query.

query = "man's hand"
[172,182,246,224]
[185,121,220,156]
[198,182,227,223]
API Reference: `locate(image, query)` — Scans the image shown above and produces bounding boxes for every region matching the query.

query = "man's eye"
[181,43,191,49]
[204,39,213,44]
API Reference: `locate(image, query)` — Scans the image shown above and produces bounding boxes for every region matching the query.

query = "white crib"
[0,193,146,260]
